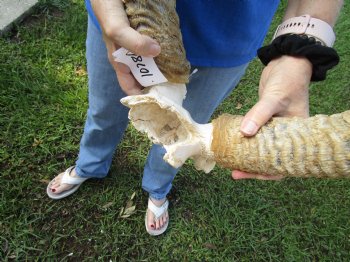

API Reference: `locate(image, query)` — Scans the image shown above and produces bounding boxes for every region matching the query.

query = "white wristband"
[273,15,335,47]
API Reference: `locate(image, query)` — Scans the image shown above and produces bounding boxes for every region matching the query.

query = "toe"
[163,212,168,225]
[162,213,167,226]
[49,172,74,194]
[50,179,60,189]
[50,172,64,186]
[157,212,168,229]
[54,183,74,194]
[147,210,156,229]
[155,219,161,230]
[159,218,164,229]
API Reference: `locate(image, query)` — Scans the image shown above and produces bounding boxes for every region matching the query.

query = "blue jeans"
[75,17,248,200]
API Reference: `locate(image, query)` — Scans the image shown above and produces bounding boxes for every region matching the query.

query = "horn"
[121,1,350,178]
[123,0,190,84]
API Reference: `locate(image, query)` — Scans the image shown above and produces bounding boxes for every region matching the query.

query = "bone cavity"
[121,83,216,172]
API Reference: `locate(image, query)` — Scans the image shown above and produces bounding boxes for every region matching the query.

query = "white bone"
[120,83,216,173]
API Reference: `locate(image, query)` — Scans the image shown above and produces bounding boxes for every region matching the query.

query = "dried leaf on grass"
[119,191,137,218]
[124,206,136,214]
[125,200,133,209]
[119,207,124,217]
[75,66,87,76]
[235,103,242,109]
[203,243,217,249]
[32,138,42,147]
[39,179,51,184]
[120,205,136,218]
[102,202,114,209]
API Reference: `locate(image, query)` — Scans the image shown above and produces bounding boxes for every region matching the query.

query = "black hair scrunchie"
[257,34,339,81]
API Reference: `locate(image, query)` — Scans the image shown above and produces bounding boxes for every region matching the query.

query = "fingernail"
[241,120,258,136]
[148,43,160,56]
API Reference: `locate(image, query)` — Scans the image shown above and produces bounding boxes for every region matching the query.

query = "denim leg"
[75,16,129,178]
[142,64,248,199]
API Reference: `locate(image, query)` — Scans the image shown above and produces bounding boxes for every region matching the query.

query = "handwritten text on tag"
[112,48,168,87]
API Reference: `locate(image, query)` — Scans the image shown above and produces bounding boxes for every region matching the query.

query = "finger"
[232,170,283,180]
[232,170,261,180]
[92,0,161,57]
[240,98,282,136]
[116,27,161,57]
[115,63,143,95]
[116,62,131,74]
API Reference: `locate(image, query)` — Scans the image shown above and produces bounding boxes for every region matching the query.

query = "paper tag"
[112,48,168,87]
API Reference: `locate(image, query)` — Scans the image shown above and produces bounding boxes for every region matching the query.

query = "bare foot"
[49,167,79,194]
[147,198,169,230]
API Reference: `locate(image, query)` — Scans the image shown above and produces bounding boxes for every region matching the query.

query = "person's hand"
[91,0,161,95]
[232,55,312,180]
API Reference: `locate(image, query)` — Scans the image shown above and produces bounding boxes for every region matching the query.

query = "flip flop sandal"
[145,198,169,236]
[46,166,89,200]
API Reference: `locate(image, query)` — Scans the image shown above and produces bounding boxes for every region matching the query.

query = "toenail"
[51,189,56,192]
[151,224,154,228]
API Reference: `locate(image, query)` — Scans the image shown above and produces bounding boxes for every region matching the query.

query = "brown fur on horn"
[211,111,350,178]
[123,0,190,84]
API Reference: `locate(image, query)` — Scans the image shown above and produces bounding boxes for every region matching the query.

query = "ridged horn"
[123,0,190,84]
[211,111,350,178]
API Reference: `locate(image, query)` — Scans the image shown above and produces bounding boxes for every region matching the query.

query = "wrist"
[277,55,312,74]
[273,15,336,47]
[258,34,339,82]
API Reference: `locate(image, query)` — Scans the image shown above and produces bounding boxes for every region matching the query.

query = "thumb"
[92,0,161,57]
[240,98,281,136]
[116,27,161,57]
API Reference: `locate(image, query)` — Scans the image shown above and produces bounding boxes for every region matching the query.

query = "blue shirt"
[85,0,280,67]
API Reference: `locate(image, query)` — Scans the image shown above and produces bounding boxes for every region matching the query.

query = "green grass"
[1,0,349,260]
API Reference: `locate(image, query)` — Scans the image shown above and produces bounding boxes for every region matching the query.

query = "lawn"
[1,0,349,260]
